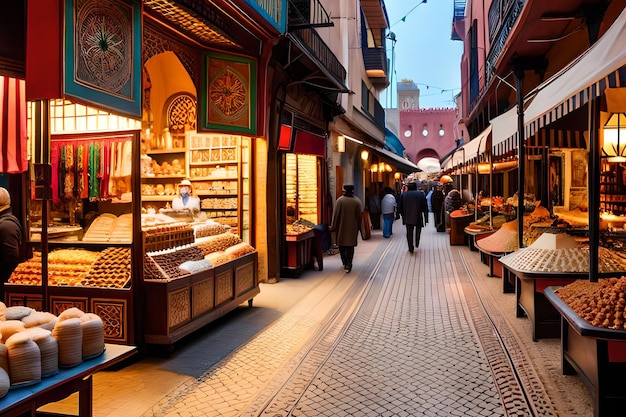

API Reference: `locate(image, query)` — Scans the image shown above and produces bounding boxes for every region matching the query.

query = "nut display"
[556,277,626,330]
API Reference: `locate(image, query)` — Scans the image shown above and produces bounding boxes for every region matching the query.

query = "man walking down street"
[398,181,428,253]
[330,184,362,273]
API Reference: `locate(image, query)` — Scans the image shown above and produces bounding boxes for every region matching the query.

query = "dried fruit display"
[556,277,626,329]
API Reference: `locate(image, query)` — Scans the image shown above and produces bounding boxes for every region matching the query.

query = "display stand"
[545,287,626,417]
[506,267,586,340]
[282,231,315,277]
[449,210,473,245]
[142,251,259,346]
[0,344,137,417]
[464,226,495,252]
[476,247,510,290]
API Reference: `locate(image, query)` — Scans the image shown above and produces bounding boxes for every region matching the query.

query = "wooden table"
[545,287,626,417]
[504,267,585,341]
[0,344,137,417]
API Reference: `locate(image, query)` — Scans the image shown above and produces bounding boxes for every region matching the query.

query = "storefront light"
[385,164,392,172]
[378,162,385,173]
[394,172,401,180]
[360,149,369,161]
[602,112,626,163]
[336,135,345,153]
[477,162,491,174]
[371,163,378,172]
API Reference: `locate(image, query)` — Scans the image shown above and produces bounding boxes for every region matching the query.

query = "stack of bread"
[0,303,105,398]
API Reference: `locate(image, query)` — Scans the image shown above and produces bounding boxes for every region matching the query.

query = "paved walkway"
[40,216,594,416]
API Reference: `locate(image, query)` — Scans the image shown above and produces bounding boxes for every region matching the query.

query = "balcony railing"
[290,27,347,85]
[485,0,525,84]
[362,81,385,130]
[288,0,332,28]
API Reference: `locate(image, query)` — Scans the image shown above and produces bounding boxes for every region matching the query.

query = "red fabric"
[293,130,325,157]
[26,0,62,100]
[0,76,28,173]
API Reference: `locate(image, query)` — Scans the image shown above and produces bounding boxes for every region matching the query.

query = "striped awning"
[491,8,626,159]
[462,125,491,165]
[528,129,587,149]
[0,76,27,173]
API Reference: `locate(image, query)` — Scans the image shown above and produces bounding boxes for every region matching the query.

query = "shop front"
[5,0,281,348]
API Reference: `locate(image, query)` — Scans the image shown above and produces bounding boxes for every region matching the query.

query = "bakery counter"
[545,287,626,417]
[4,285,136,346]
[142,251,259,346]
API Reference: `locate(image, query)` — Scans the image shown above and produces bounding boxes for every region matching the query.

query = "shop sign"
[64,0,142,118]
[200,52,257,135]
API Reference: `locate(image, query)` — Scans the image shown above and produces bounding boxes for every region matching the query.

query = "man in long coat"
[330,184,362,272]
[398,181,428,253]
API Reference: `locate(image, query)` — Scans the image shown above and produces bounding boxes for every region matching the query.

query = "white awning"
[461,125,492,163]
[491,107,518,157]
[490,8,626,155]
[524,7,626,135]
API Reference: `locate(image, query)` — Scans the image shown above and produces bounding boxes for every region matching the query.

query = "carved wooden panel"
[6,293,43,311]
[92,298,128,343]
[236,261,255,296]
[192,276,215,317]
[215,269,233,306]
[168,287,191,329]
[50,296,88,316]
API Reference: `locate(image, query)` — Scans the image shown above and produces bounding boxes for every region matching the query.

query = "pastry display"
[193,220,231,239]
[81,247,132,288]
[83,213,132,243]
[9,248,130,288]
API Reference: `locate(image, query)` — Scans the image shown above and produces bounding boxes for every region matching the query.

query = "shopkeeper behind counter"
[172,179,200,213]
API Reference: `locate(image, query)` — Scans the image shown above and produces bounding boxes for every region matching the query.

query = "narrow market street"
[42,215,594,417]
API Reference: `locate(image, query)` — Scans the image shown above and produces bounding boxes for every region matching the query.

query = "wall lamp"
[603,88,626,163]
[603,112,626,162]
[422,124,428,136]
[404,125,412,137]
[360,149,369,161]
[438,124,445,136]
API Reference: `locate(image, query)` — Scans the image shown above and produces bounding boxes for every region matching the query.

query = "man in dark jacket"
[0,187,23,298]
[432,183,445,232]
[398,182,428,253]
[330,184,362,272]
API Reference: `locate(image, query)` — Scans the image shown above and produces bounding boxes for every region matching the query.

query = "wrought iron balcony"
[363,46,388,87]
[485,0,525,84]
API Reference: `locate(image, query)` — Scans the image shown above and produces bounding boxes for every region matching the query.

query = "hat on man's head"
[179,179,192,187]
[343,184,355,193]
[0,187,10,211]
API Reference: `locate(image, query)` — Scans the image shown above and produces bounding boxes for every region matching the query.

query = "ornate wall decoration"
[65,0,142,117]
[201,52,257,134]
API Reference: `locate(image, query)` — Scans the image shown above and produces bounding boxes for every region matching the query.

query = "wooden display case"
[142,251,259,346]
[545,287,626,417]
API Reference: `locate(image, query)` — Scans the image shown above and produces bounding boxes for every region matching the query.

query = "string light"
[392,0,428,27]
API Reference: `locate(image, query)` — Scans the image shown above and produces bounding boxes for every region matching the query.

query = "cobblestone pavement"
[140,219,592,417]
[41,217,593,417]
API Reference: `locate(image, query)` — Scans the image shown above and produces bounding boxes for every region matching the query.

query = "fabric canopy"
[461,125,491,164]
[364,144,420,174]
[524,8,626,137]
[490,8,626,157]
[0,76,27,173]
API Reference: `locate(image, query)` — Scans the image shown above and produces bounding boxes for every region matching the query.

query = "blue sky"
[381,0,464,109]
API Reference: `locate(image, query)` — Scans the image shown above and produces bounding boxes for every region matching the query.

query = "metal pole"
[514,67,525,249]
[588,96,601,282]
